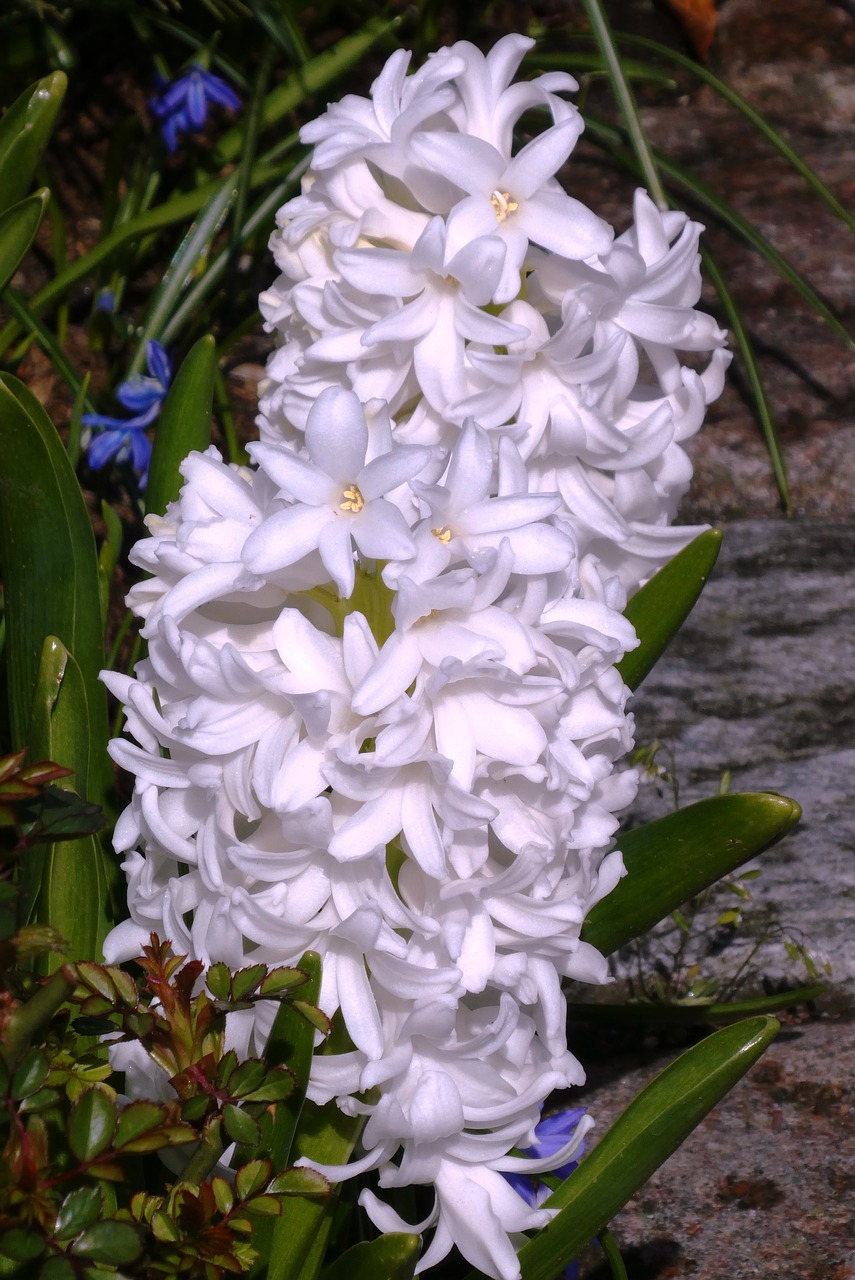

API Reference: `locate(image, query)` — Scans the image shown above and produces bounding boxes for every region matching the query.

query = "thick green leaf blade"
[145,334,216,518]
[320,1235,421,1280]
[513,1017,779,1280]
[581,793,801,957]
[0,375,109,784]
[246,952,325,1280]
[0,73,67,213]
[617,529,722,690]
[0,189,49,291]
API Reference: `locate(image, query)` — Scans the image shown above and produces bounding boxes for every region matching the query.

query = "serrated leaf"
[291,1000,332,1035]
[320,1234,421,1280]
[224,1104,261,1148]
[109,967,139,1008]
[259,966,307,996]
[511,1018,779,1280]
[71,1222,145,1266]
[618,529,722,690]
[19,1085,61,1114]
[241,1067,296,1104]
[54,1186,103,1241]
[206,961,231,1000]
[67,1087,117,1162]
[235,1158,273,1202]
[144,334,216,518]
[151,1211,180,1243]
[76,962,119,1004]
[243,1195,282,1218]
[231,964,268,1003]
[581,793,801,957]
[181,1095,211,1124]
[217,1049,239,1089]
[0,74,67,212]
[114,1100,169,1148]
[0,189,50,292]
[268,1167,331,1198]
[11,1046,49,1099]
[228,1059,268,1099]
[212,1177,234,1216]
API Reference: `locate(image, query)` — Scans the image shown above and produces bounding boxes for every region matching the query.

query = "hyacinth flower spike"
[82,340,171,487]
[149,63,240,153]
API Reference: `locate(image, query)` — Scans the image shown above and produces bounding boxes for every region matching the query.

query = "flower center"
[340,484,365,513]
[431,525,452,543]
[491,190,519,223]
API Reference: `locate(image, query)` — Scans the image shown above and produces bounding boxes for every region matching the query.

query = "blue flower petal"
[87,429,126,470]
[117,376,164,412]
[200,69,241,111]
[146,339,172,389]
[186,70,208,129]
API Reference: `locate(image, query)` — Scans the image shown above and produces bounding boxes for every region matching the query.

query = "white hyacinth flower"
[104,31,728,1280]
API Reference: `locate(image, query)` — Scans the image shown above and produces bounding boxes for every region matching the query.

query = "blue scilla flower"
[503,1107,589,1280]
[149,63,241,153]
[81,340,171,488]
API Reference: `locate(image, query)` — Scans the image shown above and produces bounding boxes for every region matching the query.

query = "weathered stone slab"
[621,519,855,996]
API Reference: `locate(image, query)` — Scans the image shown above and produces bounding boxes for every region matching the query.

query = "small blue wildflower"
[503,1106,589,1279]
[149,64,241,153]
[81,340,171,488]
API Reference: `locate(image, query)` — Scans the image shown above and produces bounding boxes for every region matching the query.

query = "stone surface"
[623,519,855,998]
[571,518,855,1278]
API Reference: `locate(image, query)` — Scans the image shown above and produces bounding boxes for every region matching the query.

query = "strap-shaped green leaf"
[320,1235,421,1280]
[0,375,110,796]
[260,951,322,1172]
[617,528,722,690]
[581,792,801,958]
[0,73,66,213]
[145,334,217,518]
[0,189,49,292]
[513,1017,778,1280]
[23,637,119,966]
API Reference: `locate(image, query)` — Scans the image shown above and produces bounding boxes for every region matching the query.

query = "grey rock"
[620,519,855,997]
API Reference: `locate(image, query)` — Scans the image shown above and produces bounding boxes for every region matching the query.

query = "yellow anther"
[491,190,519,222]
[339,484,365,513]
[431,525,452,543]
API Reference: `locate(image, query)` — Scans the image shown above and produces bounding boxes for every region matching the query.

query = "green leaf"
[23,641,116,967]
[0,189,50,291]
[291,1000,332,1036]
[617,529,722,690]
[0,372,117,958]
[127,181,237,378]
[235,1158,273,1202]
[0,1229,45,1262]
[70,1221,145,1266]
[228,1059,268,1098]
[259,966,308,996]
[97,500,123,631]
[230,964,268,1003]
[212,1176,234,1216]
[240,1067,295,1105]
[566,982,825,1028]
[511,1018,779,1280]
[268,1168,331,1197]
[206,960,232,1000]
[243,1194,282,1217]
[114,1100,170,1149]
[11,1047,49,1098]
[53,1186,103,1241]
[224,1103,262,1147]
[320,1234,421,1280]
[580,0,665,207]
[0,376,109,773]
[144,334,216,518]
[67,1087,117,1163]
[581,793,801,958]
[39,1256,76,1280]
[260,951,322,1169]
[0,73,67,213]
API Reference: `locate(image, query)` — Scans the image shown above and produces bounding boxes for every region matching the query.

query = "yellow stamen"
[491,190,519,222]
[431,526,452,543]
[340,484,364,513]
